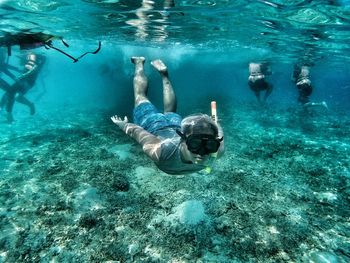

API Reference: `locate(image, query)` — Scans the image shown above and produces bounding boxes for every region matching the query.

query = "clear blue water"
[0,1,350,262]
[2,0,350,58]
[1,0,350,112]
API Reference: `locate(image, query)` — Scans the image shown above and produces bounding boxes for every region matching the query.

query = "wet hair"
[181,114,218,137]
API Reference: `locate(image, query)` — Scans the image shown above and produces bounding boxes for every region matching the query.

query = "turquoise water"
[0,1,350,262]
[2,0,350,61]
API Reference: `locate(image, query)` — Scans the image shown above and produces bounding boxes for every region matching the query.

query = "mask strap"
[175,129,186,141]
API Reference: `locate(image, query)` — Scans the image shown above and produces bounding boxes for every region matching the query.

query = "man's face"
[186,133,221,154]
[181,131,222,164]
[183,142,210,164]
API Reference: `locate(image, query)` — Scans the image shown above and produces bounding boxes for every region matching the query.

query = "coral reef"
[0,104,349,262]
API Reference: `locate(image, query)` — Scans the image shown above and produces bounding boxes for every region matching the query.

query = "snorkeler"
[292,64,328,110]
[248,62,273,103]
[0,52,46,123]
[111,57,224,175]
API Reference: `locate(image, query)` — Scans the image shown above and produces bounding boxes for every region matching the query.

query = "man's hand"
[111,115,128,130]
[111,115,162,162]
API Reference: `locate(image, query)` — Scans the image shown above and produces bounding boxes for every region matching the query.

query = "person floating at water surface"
[248,62,273,104]
[111,57,224,175]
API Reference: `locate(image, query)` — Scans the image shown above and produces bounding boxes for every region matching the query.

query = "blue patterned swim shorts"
[133,102,182,135]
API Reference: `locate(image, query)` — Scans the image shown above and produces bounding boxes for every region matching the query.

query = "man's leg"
[0,78,12,93]
[263,84,273,102]
[0,93,7,110]
[16,94,35,115]
[151,59,177,112]
[304,101,328,110]
[131,56,150,107]
[5,92,15,123]
[254,91,261,103]
[249,81,261,103]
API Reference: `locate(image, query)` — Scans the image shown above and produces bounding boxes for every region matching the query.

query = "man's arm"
[17,64,38,82]
[111,115,162,163]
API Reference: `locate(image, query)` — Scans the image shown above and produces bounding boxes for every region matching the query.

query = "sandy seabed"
[0,103,349,263]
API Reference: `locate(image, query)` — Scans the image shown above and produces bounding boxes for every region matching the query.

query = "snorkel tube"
[211,101,217,123]
[204,101,219,173]
[210,101,218,158]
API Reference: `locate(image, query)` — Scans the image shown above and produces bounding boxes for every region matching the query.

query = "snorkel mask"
[176,130,223,156]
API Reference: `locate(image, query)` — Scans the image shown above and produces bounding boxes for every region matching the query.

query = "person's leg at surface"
[0,78,12,117]
[296,84,312,116]
[297,83,311,105]
[304,101,328,109]
[0,93,7,111]
[248,79,262,104]
[0,78,12,93]
[131,56,163,133]
[298,82,328,110]
[16,93,35,115]
[254,90,261,103]
[151,59,177,113]
[5,91,15,123]
[131,56,150,107]
[298,93,310,106]
[263,83,273,102]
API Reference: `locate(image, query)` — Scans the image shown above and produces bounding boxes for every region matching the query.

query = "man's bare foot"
[321,101,328,110]
[131,56,145,64]
[151,59,167,73]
